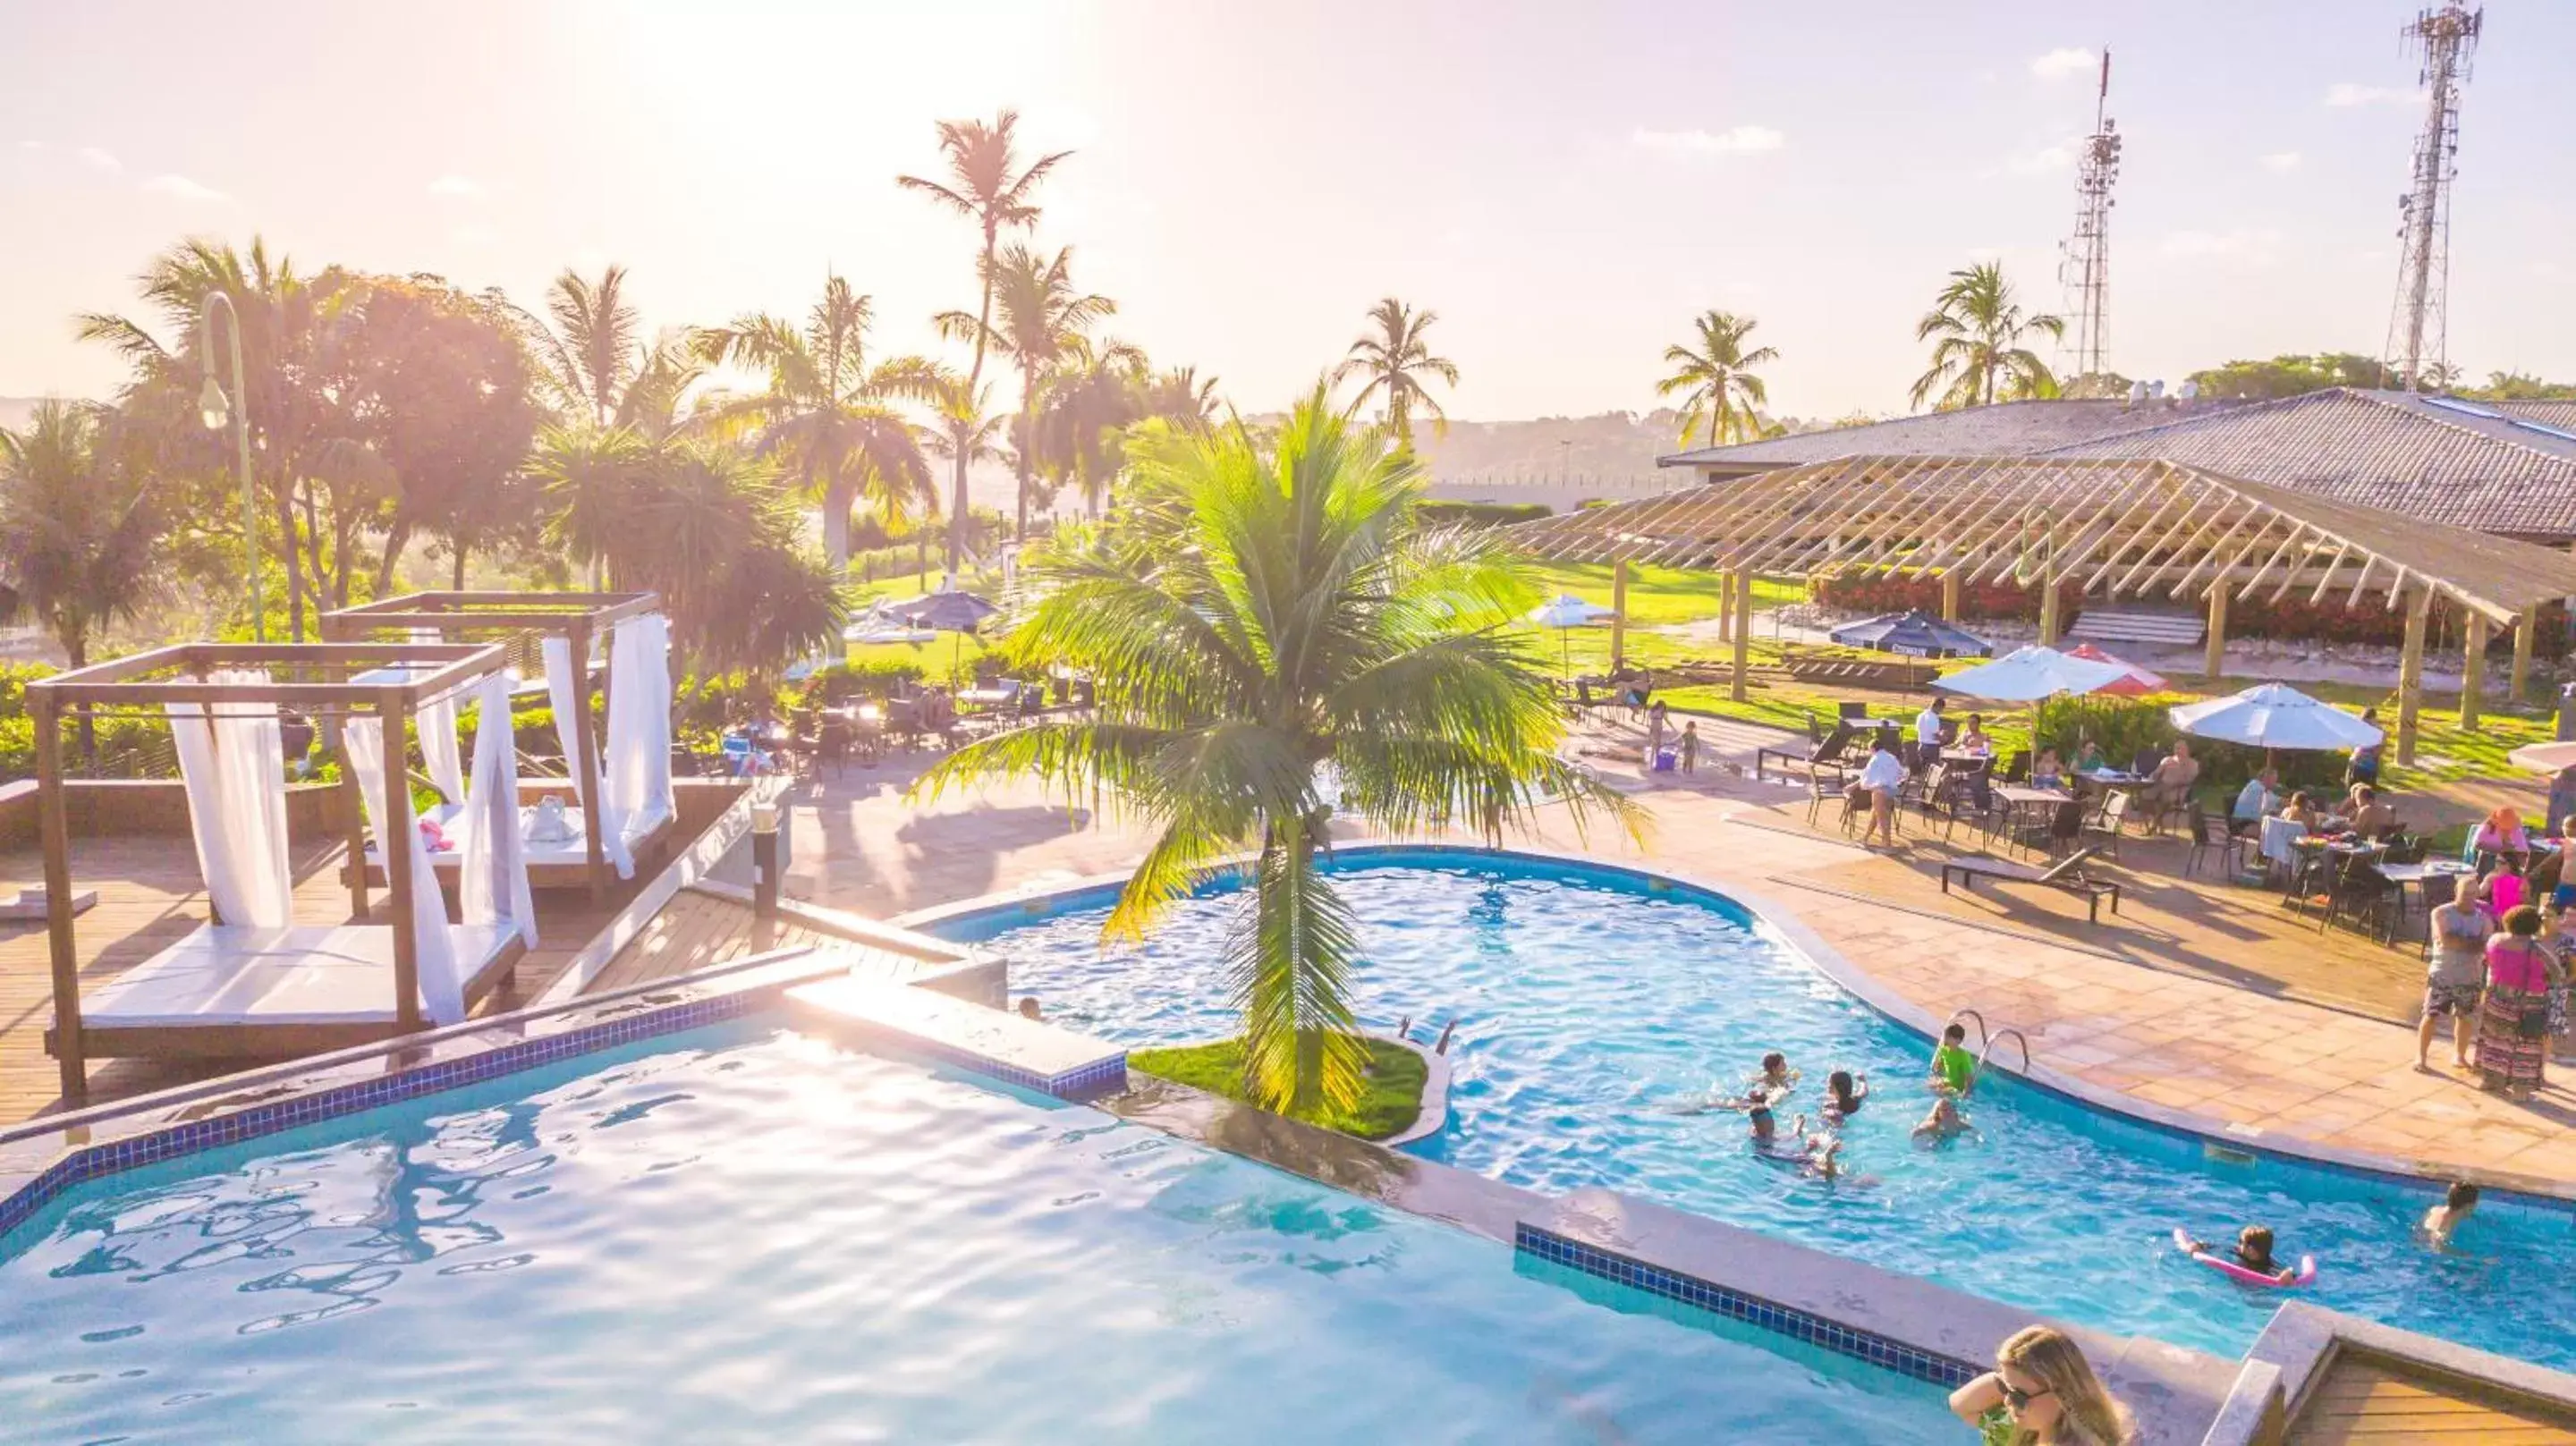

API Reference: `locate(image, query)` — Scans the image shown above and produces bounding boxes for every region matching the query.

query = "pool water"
[0,1024,1958,1443]
[943,851,2576,1367]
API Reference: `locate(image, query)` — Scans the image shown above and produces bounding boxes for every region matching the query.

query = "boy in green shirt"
[1931,1022,1979,1096]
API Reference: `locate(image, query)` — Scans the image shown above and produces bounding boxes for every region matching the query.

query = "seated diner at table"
[2346,784,2397,840]
[2233,767,2280,826]
[2029,748,2065,791]
[2276,791,2325,832]
[2474,806,2533,868]
[2072,737,2106,774]
[1954,714,1995,759]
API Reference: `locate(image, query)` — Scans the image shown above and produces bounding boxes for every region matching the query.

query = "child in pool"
[1930,1024,1979,1097]
[1750,1051,1800,1095]
[1913,1095,1972,1140]
[2422,1181,2479,1247]
[1823,1070,1868,1126]
[2182,1225,2297,1284]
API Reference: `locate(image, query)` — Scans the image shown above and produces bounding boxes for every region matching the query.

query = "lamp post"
[198,292,260,641]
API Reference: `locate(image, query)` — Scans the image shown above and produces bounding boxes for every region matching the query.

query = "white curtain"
[603,614,674,875]
[345,714,467,1025]
[454,673,538,947]
[411,629,465,806]
[165,670,293,928]
[541,633,631,877]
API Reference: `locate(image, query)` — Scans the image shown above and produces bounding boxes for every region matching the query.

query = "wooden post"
[2460,611,2487,733]
[1939,571,1962,623]
[571,618,607,905]
[2204,584,2229,681]
[1716,568,1734,644]
[1730,568,1753,703]
[338,728,370,918]
[381,690,423,1033]
[2037,572,2061,647]
[1609,560,1630,672]
[2396,587,2430,766]
[32,689,85,1104]
[2512,609,2536,705]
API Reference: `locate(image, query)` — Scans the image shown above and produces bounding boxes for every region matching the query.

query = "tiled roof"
[1658,400,2155,468]
[2492,399,2576,434]
[2038,390,2576,537]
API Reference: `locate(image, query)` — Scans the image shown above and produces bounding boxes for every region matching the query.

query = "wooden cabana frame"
[1511,455,2576,762]
[319,591,663,904]
[30,641,521,1104]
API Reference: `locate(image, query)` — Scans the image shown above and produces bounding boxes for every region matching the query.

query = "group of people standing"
[2424,838,2576,1098]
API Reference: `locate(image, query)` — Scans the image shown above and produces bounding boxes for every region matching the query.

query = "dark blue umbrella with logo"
[1828,609,1994,659]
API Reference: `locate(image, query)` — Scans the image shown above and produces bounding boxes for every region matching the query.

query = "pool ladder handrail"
[1395,1016,1462,1056]
[1946,1008,1990,1053]
[1980,1027,2032,1077]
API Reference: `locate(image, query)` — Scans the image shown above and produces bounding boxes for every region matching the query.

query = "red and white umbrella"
[2063,642,2165,697]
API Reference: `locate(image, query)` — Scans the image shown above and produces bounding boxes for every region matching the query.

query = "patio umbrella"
[1932,646,2130,703]
[892,588,1001,681]
[1829,609,1994,659]
[2507,741,2576,774]
[843,600,936,646]
[2167,682,2383,751]
[2063,642,2165,697]
[1526,593,1614,675]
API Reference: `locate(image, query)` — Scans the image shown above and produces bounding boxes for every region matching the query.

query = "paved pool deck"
[775,713,2576,1197]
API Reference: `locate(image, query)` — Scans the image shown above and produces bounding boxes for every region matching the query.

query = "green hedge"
[1418,501,1550,529]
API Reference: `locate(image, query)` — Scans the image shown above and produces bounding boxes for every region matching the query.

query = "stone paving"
[777,712,2576,1194]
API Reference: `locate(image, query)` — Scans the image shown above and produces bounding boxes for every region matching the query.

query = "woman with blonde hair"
[1950,1325,2135,1444]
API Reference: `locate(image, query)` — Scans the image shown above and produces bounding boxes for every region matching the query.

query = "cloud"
[2326,82,2425,107]
[428,173,482,198]
[2030,47,2097,80]
[2004,140,2074,176]
[76,146,121,173]
[2159,227,2284,262]
[1630,124,1785,156]
[2260,151,2302,173]
[141,173,228,202]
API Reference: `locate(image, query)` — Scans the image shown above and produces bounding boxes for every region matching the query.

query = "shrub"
[802,657,926,703]
[1816,574,2080,626]
[1418,500,1550,529]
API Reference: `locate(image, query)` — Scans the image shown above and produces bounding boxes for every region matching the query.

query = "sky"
[4,0,2572,422]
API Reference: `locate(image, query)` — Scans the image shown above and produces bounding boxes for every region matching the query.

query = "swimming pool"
[934,849,2576,1368]
[0,1021,1959,1443]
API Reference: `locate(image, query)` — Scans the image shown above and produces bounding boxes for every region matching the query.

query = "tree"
[1656,310,1778,448]
[900,110,1073,571]
[2184,352,2394,402]
[1031,338,1150,516]
[0,400,170,671]
[936,243,1114,542]
[692,275,940,574]
[2465,370,2576,402]
[530,266,643,428]
[1137,366,1221,428]
[1332,298,1458,444]
[531,423,651,588]
[923,372,1008,549]
[1909,263,2064,411]
[915,386,1634,1111]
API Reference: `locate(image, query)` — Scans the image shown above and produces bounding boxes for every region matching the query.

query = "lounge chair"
[1758,722,1854,784]
[1939,844,2123,924]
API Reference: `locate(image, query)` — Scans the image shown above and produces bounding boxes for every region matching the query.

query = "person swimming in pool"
[1750,1051,1800,1096]
[2422,1181,2479,1248]
[1746,1093,1780,1145]
[1822,1070,1868,1126]
[1913,1095,1973,1141]
[1930,1024,1979,1098]
[2181,1225,2297,1285]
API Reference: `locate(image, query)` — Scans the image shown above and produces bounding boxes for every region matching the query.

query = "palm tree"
[0,400,171,672]
[530,423,651,587]
[923,373,1008,556]
[899,110,1073,571]
[936,243,1114,540]
[1331,298,1459,445]
[1657,310,1778,448]
[692,275,940,574]
[916,386,1635,1112]
[1137,365,1222,428]
[531,266,643,428]
[1030,338,1154,517]
[1910,263,2065,411]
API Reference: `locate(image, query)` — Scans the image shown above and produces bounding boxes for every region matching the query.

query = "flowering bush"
[1814,574,2081,625]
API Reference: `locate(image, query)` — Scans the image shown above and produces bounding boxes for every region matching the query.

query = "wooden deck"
[2290,1354,2576,1444]
[585,887,828,994]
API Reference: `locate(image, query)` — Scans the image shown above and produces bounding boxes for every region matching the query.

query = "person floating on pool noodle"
[1913,1095,1972,1141]
[1930,1023,1979,1097]
[2179,1225,2298,1285]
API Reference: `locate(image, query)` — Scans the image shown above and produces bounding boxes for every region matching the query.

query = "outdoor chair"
[1904,762,1949,822]
[2319,858,2402,942]
[2081,790,2134,858]
[2146,783,2196,838]
[2184,808,2247,880]
[1940,843,2123,925]
[2129,746,2161,778]
[2021,798,2089,857]
[2002,748,2031,784]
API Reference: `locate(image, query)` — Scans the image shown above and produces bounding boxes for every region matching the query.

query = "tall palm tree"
[1137,365,1222,428]
[692,275,940,573]
[1656,310,1778,448]
[900,110,1073,571]
[936,243,1114,540]
[916,386,1635,1112]
[0,401,171,672]
[531,265,643,428]
[1910,263,2065,411]
[1030,337,1151,517]
[1332,298,1459,445]
[530,423,651,587]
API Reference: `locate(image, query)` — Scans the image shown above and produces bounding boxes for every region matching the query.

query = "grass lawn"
[1129,1035,1429,1140]
[1521,561,1803,626]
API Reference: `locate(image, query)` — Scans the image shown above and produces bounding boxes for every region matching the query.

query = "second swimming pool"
[934,849,2573,1367]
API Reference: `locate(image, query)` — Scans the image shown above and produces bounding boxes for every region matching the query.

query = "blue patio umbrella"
[892,588,999,633]
[1828,610,1994,660]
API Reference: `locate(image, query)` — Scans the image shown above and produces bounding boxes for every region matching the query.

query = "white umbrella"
[2508,741,2576,774]
[1526,594,1614,676]
[1933,646,2131,703]
[2167,682,2384,751]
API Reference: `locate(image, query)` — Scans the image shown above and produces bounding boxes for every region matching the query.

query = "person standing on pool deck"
[1931,1022,1979,1096]
[1915,695,1947,766]
[2476,906,2553,1099]
[1854,736,1904,848]
[2420,874,2492,1072]
[1951,1326,2136,1445]
[1641,700,1670,770]
[1677,720,1699,774]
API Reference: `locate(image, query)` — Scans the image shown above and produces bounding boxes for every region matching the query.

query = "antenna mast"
[2384,3,2481,393]
[2056,48,2121,385]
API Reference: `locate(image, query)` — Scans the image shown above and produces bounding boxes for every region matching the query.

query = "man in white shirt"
[2232,767,2278,824]
[1914,697,1947,765]
[1855,738,1905,846]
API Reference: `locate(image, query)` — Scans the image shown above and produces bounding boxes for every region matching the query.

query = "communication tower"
[2383,4,2482,393]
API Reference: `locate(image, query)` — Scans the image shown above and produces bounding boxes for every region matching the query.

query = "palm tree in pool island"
[1911,262,2064,411]
[915,387,1639,1112]
[1657,309,1778,448]
[901,110,1072,573]
[1333,298,1459,451]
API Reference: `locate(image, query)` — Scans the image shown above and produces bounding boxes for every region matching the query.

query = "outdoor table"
[957,686,1017,709]
[2380,858,2478,943]
[1993,783,2072,850]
